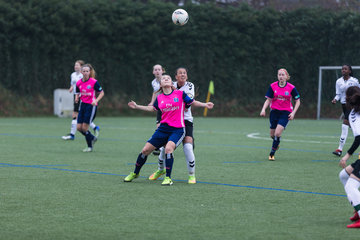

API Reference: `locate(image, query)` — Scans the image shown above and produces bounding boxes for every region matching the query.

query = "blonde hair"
[278,68,290,81]
[82,63,96,78]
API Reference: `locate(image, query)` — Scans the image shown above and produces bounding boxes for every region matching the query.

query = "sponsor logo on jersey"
[173,97,179,102]
[285,91,289,96]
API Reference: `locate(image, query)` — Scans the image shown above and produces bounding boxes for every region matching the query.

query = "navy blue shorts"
[77,102,97,124]
[269,109,291,129]
[147,123,185,149]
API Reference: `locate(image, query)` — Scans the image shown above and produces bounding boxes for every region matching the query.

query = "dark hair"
[343,64,353,77]
[175,67,188,75]
[346,86,360,113]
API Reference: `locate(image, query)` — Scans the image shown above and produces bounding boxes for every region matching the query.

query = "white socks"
[183,143,195,176]
[338,124,349,151]
[339,169,350,187]
[90,122,96,130]
[345,177,360,207]
[158,147,165,171]
[70,119,77,135]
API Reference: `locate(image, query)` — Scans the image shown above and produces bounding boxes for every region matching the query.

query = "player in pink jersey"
[76,64,104,152]
[338,86,360,228]
[124,74,214,186]
[260,68,300,161]
[62,60,100,141]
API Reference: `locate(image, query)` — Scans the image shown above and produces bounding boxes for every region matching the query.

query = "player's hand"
[206,102,214,109]
[288,112,295,120]
[128,101,137,109]
[339,158,347,168]
[260,110,266,117]
[331,99,337,104]
[91,99,98,106]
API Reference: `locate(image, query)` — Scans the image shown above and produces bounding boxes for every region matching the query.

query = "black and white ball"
[172,9,189,26]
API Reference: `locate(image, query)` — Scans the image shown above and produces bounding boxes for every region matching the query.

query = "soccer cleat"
[94,126,100,138]
[269,155,275,161]
[83,147,93,152]
[332,149,342,157]
[188,175,196,184]
[124,172,139,182]
[62,134,74,140]
[148,169,166,180]
[347,219,360,228]
[152,148,160,156]
[161,177,173,186]
[350,212,360,222]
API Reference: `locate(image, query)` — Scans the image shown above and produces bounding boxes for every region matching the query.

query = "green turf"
[0,117,358,239]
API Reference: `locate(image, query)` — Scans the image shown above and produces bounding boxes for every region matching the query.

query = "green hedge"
[1,0,359,117]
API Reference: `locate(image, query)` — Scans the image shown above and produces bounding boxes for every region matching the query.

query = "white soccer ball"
[172,9,189,26]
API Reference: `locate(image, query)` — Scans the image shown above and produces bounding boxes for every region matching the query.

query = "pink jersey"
[76,78,103,105]
[153,90,193,128]
[265,81,300,112]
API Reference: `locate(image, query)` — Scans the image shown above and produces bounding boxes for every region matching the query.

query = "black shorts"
[342,104,351,120]
[185,120,193,138]
[156,111,162,124]
[351,160,360,178]
[73,95,80,112]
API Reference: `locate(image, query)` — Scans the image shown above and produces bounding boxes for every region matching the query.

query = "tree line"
[0,0,359,117]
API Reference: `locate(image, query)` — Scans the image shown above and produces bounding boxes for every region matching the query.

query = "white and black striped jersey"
[334,76,359,104]
[151,78,161,92]
[70,72,83,94]
[173,81,195,122]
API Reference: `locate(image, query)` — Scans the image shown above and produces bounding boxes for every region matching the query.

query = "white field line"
[246,132,336,144]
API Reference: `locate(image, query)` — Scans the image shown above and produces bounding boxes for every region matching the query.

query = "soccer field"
[0,117,358,239]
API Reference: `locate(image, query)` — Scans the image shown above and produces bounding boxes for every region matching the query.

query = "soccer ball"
[172,9,189,26]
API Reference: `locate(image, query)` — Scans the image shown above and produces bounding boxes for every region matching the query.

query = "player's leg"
[62,97,79,140]
[78,105,97,152]
[124,142,157,182]
[268,110,279,161]
[90,122,100,138]
[148,146,166,180]
[269,111,289,160]
[161,128,185,186]
[345,173,360,228]
[183,120,195,184]
[125,126,167,182]
[333,105,350,157]
[152,111,162,155]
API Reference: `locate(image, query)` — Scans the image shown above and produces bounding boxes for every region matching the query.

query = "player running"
[260,68,300,161]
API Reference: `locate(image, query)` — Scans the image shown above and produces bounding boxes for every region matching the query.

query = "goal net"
[317,66,360,120]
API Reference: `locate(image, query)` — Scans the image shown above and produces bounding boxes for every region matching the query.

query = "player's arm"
[192,100,214,109]
[260,98,271,117]
[332,81,341,103]
[92,82,105,106]
[128,101,155,112]
[288,89,301,120]
[340,135,360,168]
[148,92,157,106]
[260,86,273,117]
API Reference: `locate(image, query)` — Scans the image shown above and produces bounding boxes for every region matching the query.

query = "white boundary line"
[246,132,335,144]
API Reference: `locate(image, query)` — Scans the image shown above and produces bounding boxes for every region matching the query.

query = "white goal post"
[317,66,360,120]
